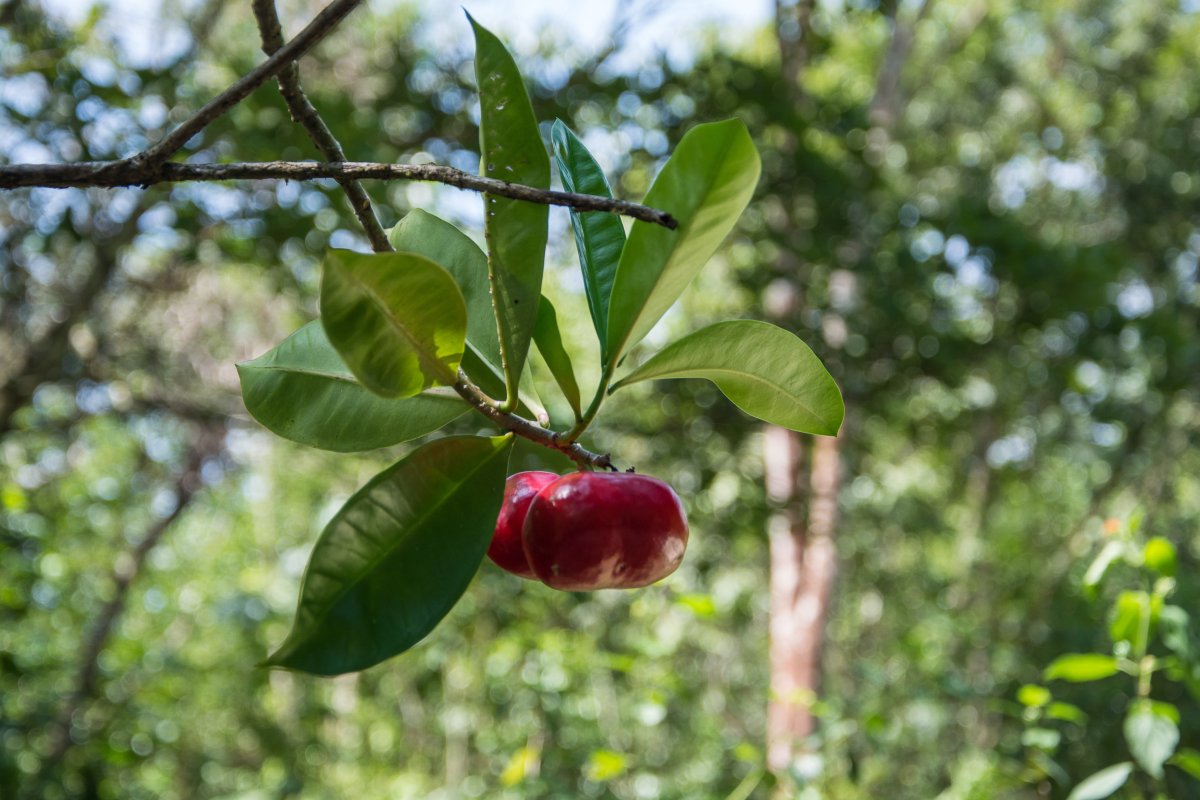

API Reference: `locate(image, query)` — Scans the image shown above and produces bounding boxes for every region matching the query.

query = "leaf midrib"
[294,441,505,646]
[342,267,458,386]
[623,365,836,424]
[610,127,742,361]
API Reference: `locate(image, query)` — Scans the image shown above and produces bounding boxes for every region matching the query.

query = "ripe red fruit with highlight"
[522,472,689,591]
[487,471,558,579]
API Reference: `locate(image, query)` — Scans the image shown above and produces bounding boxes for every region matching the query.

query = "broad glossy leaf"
[470,14,549,403]
[1043,653,1120,683]
[237,322,465,452]
[267,434,513,675]
[551,120,625,361]
[1067,763,1133,800]
[606,119,761,364]
[610,320,844,436]
[388,210,500,367]
[320,250,465,397]
[533,296,582,418]
[1125,701,1179,779]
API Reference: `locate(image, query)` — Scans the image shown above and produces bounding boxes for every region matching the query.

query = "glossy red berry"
[487,471,558,579]
[522,471,689,591]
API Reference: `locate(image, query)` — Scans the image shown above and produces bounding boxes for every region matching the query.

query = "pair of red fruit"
[487,471,690,591]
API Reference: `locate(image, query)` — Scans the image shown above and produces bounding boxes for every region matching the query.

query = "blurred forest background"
[2,0,1200,797]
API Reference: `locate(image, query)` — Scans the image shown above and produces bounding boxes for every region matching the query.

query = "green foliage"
[551,120,625,363]
[237,322,466,451]
[267,435,513,675]
[319,250,466,396]
[470,14,550,405]
[532,296,582,420]
[611,320,844,435]
[605,119,761,366]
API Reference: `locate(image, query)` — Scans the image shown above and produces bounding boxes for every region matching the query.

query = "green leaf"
[237,322,466,452]
[532,296,582,419]
[1143,537,1177,577]
[1169,748,1200,781]
[1067,763,1133,800]
[606,119,761,365]
[469,14,549,406]
[610,320,844,436]
[320,250,465,397]
[388,209,500,367]
[1017,684,1051,708]
[1046,702,1088,724]
[1110,590,1160,648]
[1125,701,1179,779]
[1043,654,1120,683]
[267,435,513,675]
[551,120,625,361]
[1159,605,1191,659]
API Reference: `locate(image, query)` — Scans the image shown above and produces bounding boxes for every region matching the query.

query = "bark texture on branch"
[0,161,678,229]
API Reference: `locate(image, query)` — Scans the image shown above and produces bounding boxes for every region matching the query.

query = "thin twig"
[251,0,390,251]
[0,160,678,228]
[125,0,365,168]
[453,370,617,471]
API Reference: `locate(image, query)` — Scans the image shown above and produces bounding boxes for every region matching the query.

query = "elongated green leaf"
[1170,748,1200,781]
[606,119,760,365]
[1067,763,1133,800]
[388,210,499,367]
[267,434,513,675]
[1125,701,1179,779]
[1043,653,1120,682]
[470,14,549,405]
[320,250,465,397]
[532,296,582,419]
[610,320,843,436]
[551,120,625,361]
[237,322,466,452]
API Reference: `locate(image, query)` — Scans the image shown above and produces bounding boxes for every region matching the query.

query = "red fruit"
[487,471,559,579]
[523,472,689,591]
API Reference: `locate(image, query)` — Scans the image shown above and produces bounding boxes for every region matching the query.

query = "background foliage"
[1,0,1199,797]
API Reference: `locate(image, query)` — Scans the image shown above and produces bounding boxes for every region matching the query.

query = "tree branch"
[0,160,678,228]
[251,0,390,251]
[125,0,365,168]
[42,428,223,772]
[453,370,617,471]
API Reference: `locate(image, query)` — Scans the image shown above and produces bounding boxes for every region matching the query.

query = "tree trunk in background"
[764,427,843,775]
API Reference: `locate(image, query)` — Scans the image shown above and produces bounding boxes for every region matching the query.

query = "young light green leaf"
[320,250,465,397]
[1046,702,1088,724]
[610,320,843,436]
[1066,763,1133,800]
[1110,590,1159,649]
[1125,701,1179,779]
[1043,653,1120,682]
[469,13,549,407]
[1017,684,1051,708]
[1170,748,1200,781]
[551,120,625,361]
[532,296,582,419]
[237,322,466,452]
[267,434,513,675]
[1143,536,1177,577]
[388,209,500,367]
[606,119,761,365]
